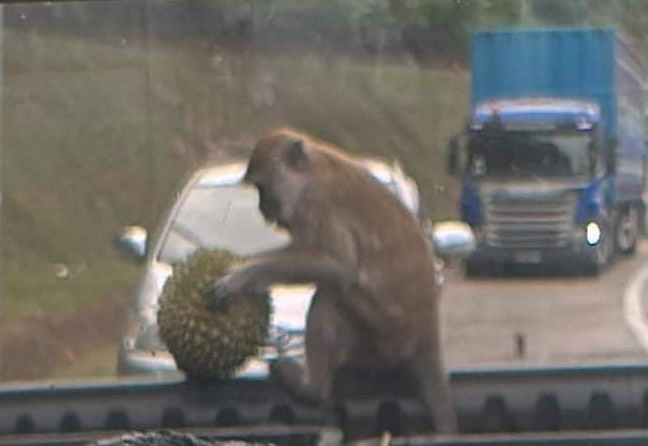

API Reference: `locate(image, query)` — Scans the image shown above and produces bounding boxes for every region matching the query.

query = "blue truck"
[448,27,648,275]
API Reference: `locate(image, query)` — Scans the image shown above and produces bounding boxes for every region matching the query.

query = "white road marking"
[623,258,648,353]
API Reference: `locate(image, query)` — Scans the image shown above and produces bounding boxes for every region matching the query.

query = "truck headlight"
[586,222,601,246]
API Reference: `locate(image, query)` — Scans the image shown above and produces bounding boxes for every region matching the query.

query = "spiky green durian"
[158,249,271,380]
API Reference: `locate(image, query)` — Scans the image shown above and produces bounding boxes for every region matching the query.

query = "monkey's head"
[244,130,313,229]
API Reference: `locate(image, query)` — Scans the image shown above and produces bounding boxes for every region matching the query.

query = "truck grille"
[484,193,575,249]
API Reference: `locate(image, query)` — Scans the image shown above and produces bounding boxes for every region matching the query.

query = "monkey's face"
[256,185,283,225]
[245,136,310,230]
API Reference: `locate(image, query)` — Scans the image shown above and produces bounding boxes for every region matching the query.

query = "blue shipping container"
[470,27,646,139]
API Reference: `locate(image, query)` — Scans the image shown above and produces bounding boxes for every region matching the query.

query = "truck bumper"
[466,242,597,270]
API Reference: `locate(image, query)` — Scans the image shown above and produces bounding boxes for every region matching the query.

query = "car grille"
[484,192,575,249]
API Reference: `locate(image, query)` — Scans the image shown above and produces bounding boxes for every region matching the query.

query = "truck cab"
[448,28,648,275]
[450,98,619,274]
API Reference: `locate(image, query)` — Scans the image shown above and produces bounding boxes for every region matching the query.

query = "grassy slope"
[1,30,468,380]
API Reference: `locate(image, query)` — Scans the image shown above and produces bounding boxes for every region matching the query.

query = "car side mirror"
[116,225,148,261]
[430,221,475,260]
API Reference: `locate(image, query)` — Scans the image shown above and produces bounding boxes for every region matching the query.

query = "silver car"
[116,158,473,379]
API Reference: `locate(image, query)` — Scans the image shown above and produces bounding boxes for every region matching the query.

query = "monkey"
[204,128,457,434]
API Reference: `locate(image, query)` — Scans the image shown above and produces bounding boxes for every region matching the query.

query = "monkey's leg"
[305,295,355,402]
[270,356,320,404]
[409,341,458,435]
[272,294,352,405]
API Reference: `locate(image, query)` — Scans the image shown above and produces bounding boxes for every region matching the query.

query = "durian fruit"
[158,249,272,380]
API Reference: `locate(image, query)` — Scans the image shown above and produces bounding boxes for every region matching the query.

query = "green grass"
[1,29,469,380]
[2,258,141,334]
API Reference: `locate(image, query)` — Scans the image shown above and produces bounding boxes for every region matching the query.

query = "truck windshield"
[467,129,592,179]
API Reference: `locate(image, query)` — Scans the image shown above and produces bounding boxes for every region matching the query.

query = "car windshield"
[158,183,289,264]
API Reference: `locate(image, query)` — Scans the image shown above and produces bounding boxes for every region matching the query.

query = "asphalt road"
[440,240,648,369]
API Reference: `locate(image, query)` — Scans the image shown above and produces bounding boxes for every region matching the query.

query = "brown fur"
[206,128,457,434]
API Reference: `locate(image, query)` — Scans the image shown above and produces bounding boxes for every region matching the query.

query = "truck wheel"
[615,206,639,255]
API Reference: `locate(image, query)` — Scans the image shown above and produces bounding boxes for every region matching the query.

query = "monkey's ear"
[285,138,309,169]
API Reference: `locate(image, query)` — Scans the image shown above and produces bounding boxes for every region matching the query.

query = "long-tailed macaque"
[205,128,457,434]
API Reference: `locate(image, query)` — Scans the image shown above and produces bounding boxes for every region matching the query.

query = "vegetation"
[0,21,467,381]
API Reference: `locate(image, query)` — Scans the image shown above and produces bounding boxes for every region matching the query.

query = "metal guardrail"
[1,363,648,443]
[353,429,648,446]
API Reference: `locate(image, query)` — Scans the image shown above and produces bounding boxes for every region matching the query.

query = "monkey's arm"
[204,250,356,310]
